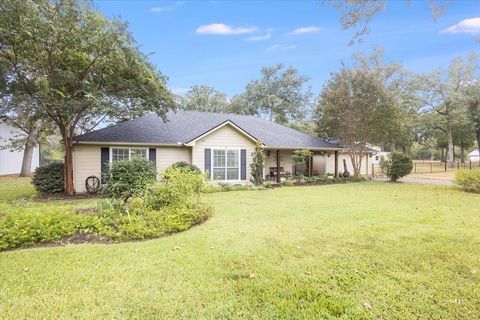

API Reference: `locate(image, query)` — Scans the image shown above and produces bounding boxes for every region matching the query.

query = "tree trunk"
[446,120,455,168]
[64,140,75,196]
[460,141,465,163]
[476,129,480,163]
[441,148,445,162]
[20,125,39,177]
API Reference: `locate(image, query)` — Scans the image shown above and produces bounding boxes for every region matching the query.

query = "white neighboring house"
[368,144,390,165]
[0,121,40,175]
[467,149,479,162]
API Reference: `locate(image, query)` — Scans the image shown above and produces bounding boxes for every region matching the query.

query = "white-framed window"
[211,148,240,181]
[110,147,149,163]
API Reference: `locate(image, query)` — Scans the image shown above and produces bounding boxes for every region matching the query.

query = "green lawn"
[0,178,479,319]
[0,176,36,202]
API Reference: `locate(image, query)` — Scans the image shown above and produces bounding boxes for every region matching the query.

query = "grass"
[0,176,36,201]
[0,179,479,319]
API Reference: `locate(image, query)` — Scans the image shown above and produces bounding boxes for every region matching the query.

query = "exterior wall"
[73,144,193,193]
[73,145,102,193]
[370,151,390,165]
[191,124,256,184]
[325,153,370,176]
[0,122,40,175]
[264,150,294,177]
[156,147,191,174]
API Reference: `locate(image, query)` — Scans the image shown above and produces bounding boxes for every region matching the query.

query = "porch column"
[276,149,280,183]
[334,150,339,177]
[308,154,313,177]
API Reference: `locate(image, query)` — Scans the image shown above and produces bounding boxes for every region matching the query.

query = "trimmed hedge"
[456,169,480,193]
[31,162,65,194]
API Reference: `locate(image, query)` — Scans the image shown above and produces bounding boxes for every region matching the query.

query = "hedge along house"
[72,111,371,193]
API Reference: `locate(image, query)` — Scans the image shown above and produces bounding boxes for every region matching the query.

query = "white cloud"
[265,44,297,52]
[150,2,183,13]
[441,17,480,35]
[196,23,257,35]
[245,33,271,42]
[288,26,321,35]
[150,6,174,13]
[171,87,189,95]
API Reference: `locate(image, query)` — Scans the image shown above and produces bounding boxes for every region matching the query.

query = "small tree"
[379,151,413,182]
[250,141,265,186]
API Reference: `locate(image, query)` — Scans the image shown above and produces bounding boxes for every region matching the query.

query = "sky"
[94,0,480,98]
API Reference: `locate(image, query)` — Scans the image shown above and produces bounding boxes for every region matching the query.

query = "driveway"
[374,175,453,186]
[399,177,453,186]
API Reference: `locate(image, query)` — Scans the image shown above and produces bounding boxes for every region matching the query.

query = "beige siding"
[191,124,255,184]
[73,145,101,193]
[156,147,191,174]
[325,153,369,176]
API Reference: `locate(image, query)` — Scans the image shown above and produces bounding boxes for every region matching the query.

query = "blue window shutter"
[241,149,247,180]
[100,147,109,183]
[204,148,211,179]
[149,148,156,169]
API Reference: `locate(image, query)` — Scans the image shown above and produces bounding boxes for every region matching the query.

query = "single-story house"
[73,111,371,193]
[467,149,479,162]
[0,121,40,175]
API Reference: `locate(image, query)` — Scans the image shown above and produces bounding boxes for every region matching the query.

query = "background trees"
[179,85,229,113]
[232,64,311,124]
[0,0,173,195]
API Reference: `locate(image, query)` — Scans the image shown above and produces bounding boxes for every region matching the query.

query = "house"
[0,122,40,175]
[467,149,479,162]
[73,111,371,193]
[368,144,391,165]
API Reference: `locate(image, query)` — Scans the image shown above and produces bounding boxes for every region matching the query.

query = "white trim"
[77,141,181,147]
[109,146,149,163]
[210,147,241,182]
[185,121,260,146]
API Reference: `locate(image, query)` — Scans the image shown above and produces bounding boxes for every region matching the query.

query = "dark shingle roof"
[74,111,342,149]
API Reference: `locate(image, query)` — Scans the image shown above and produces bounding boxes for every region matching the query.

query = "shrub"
[0,206,99,250]
[103,157,156,199]
[167,161,201,174]
[31,162,64,194]
[145,167,205,209]
[283,180,294,186]
[456,169,480,193]
[379,151,413,182]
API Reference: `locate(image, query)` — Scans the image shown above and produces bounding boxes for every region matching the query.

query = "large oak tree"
[0,0,174,195]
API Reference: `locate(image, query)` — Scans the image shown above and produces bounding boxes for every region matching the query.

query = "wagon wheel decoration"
[85,175,101,194]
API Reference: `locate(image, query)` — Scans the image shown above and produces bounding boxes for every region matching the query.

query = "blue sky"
[95,1,480,98]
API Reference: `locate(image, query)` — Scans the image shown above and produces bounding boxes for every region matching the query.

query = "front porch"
[263,149,340,183]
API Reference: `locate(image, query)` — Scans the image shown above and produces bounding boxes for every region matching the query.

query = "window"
[212,148,239,181]
[111,147,148,163]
